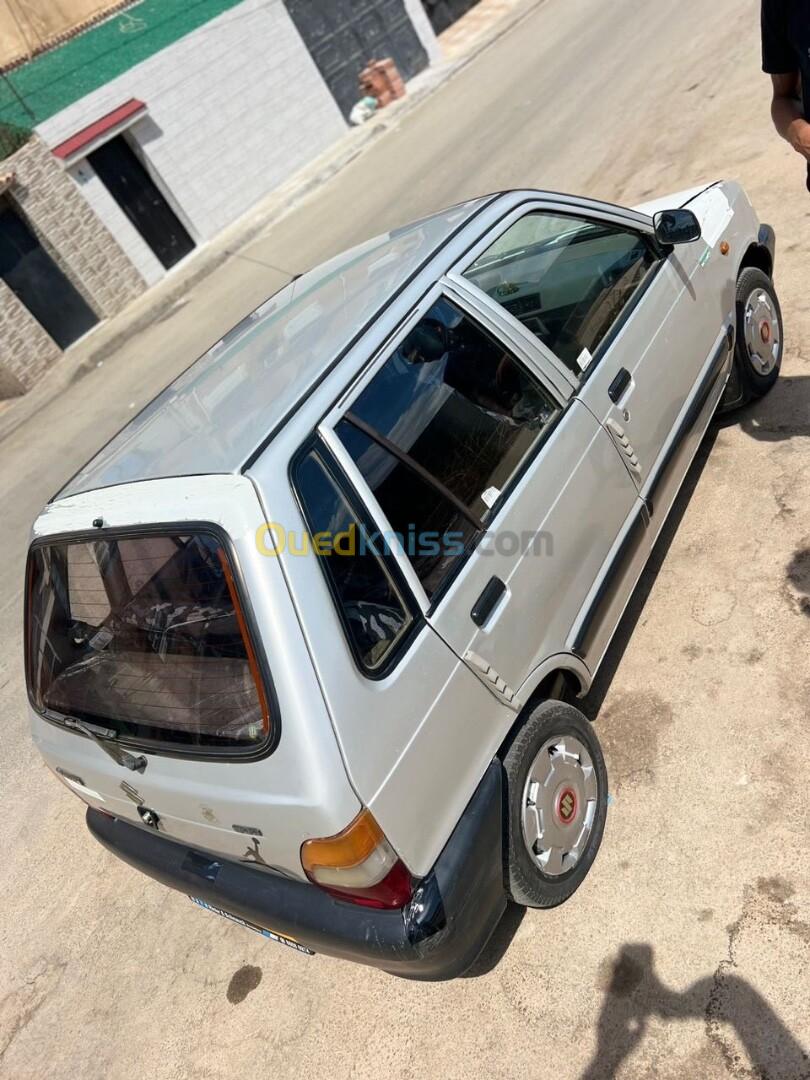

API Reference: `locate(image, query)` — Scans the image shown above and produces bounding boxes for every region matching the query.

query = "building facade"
[0,132,144,395]
[0,0,479,396]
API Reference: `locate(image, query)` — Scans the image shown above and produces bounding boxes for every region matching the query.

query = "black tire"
[502,700,608,909]
[734,267,783,404]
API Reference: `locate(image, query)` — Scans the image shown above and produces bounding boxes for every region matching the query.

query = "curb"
[0,0,547,446]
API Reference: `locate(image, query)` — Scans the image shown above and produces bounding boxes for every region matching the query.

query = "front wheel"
[734,267,783,403]
[502,700,608,909]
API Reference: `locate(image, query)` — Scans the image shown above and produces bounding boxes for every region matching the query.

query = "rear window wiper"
[64,717,147,773]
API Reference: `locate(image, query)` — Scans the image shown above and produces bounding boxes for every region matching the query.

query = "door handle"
[471,577,507,627]
[608,368,632,404]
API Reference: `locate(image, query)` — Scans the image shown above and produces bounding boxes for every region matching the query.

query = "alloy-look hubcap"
[744,289,781,376]
[521,735,598,877]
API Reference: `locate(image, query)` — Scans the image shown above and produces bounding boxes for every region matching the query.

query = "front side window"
[294,450,413,673]
[27,532,272,752]
[336,296,558,598]
[464,213,657,376]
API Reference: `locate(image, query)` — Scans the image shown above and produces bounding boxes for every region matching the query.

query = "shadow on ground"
[580,943,810,1080]
[724,374,810,442]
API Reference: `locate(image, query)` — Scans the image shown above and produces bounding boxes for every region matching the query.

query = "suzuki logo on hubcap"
[557,787,577,825]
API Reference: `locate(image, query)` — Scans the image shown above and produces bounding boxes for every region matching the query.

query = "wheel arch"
[519,653,591,701]
[737,233,774,281]
[498,655,592,759]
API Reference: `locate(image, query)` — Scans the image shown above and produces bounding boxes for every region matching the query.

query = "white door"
[447,199,732,672]
[324,283,640,704]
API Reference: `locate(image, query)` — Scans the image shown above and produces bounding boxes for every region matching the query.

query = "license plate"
[190,897,314,955]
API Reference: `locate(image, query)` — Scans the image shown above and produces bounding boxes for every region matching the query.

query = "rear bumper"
[86,761,507,981]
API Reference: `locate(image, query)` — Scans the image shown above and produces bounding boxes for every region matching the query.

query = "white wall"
[37,0,348,273]
[403,0,442,65]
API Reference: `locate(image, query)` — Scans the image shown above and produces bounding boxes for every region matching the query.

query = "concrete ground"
[2,0,810,1076]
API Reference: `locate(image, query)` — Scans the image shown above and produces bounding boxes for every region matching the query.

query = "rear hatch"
[26,477,360,879]
[28,530,271,755]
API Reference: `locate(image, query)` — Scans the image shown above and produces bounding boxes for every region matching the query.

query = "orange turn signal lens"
[301,809,413,909]
[301,808,384,875]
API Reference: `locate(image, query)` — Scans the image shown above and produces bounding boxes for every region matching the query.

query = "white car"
[25,184,781,979]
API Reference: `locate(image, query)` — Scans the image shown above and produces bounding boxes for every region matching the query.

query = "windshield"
[26,531,271,753]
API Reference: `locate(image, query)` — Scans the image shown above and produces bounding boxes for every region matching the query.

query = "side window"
[335,296,559,600]
[464,213,657,377]
[294,450,414,674]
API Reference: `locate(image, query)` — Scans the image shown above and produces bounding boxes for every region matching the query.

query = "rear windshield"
[26,531,272,753]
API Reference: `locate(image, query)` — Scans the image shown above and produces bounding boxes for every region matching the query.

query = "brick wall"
[0,134,145,396]
[0,286,61,397]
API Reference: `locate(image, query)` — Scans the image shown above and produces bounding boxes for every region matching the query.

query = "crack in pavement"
[0,957,69,1065]
[705,878,810,1079]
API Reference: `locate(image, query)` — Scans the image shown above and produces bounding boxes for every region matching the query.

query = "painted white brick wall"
[37,0,347,274]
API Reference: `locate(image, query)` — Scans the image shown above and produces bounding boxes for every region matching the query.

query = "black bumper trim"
[86,761,506,981]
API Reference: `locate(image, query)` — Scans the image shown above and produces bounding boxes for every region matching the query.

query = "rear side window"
[336,296,558,598]
[26,531,272,753]
[294,450,414,674]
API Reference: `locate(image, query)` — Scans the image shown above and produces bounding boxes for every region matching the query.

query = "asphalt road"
[3,0,810,1077]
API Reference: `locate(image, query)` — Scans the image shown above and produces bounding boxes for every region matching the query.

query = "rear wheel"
[502,700,608,908]
[735,267,783,403]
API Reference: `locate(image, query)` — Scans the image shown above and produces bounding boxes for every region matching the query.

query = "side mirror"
[653,209,702,246]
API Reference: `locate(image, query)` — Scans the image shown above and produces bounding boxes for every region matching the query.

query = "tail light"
[301,809,412,909]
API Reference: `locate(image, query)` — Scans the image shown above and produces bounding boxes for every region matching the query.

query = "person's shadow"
[581,944,810,1080]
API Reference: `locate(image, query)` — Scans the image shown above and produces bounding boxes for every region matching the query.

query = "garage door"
[422,0,482,35]
[284,0,428,119]
[0,198,98,350]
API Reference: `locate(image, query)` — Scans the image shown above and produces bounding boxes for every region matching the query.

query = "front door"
[456,202,722,495]
[450,199,726,675]
[0,199,98,349]
[88,136,195,270]
[573,247,727,498]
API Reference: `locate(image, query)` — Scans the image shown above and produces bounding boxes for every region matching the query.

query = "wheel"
[502,700,608,909]
[734,267,783,403]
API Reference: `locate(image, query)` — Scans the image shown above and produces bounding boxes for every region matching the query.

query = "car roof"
[57,197,490,501]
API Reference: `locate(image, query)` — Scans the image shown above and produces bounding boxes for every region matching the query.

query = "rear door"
[323,280,640,706]
[276,427,510,878]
